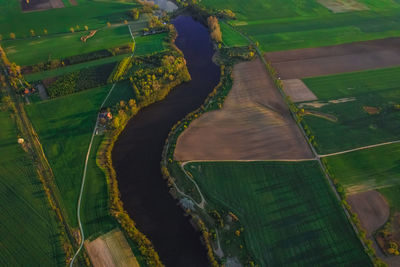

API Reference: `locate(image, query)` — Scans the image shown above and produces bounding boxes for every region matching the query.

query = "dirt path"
[320,140,400,158]
[69,83,116,267]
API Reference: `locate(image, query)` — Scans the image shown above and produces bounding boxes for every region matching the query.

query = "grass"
[185,161,371,266]
[325,142,400,202]
[201,0,400,51]
[3,26,133,66]
[103,80,135,108]
[25,85,110,226]
[134,33,168,56]
[300,66,400,154]
[82,135,117,239]
[220,21,249,47]
[0,108,63,265]
[0,0,138,39]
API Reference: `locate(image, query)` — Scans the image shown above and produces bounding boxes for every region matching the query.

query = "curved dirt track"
[174,59,313,161]
[265,37,400,79]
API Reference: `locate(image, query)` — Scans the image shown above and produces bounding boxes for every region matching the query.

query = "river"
[112,16,220,266]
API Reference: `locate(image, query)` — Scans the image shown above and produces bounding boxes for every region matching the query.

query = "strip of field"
[0,0,138,38]
[202,0,400,52]
[25,85,110,226]
[317,0,368,13]
[0,108,63,265]
[347,191,389,236]
[298,66,400,154]
[3,26,132,66]
[174,59,312,161]
[185,161,371,266]
[85,229,139,267]
[325,143,400,196]
[265,37,400,79]
[282,79,317,102]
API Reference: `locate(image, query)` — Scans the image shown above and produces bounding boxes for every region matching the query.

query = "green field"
[0,108,63,265]
[201,0,400,51]
[185,161,371,266]
[3,26,133,66]
[325,143,400,205]
[0,0,138,39]
[82,135,117,238]
[220,21,249,47]
[25,85,110,226]
[300,66,400,154]
[134,33,168,56]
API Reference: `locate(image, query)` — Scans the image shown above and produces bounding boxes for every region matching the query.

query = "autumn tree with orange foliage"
[207,16,222,43]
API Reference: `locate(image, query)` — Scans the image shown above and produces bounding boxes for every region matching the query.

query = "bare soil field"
[85,229,139,267]
[282,79,317,102]
[265,37,400,79]
[317,0,368,13]
[363,106,380,115]
[347,190,389,236]
[21,0,64,12]
[174,59,313,161]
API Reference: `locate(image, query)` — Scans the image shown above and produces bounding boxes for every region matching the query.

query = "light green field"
[0,0,138,39]
[220,21,249,47]
[134,33,168,56]
[201,0,400,51]
[0,108,63,265]
[3,26,132,66]
[185,161,371,266]
[325,143,400,206]
[25,85,110,226]
[300,66,400,154]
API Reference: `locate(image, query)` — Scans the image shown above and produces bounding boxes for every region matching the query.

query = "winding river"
[112,16,220,266]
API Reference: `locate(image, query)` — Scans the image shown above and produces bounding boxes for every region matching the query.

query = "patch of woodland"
[43,63,116,98]
[21,44,134,74]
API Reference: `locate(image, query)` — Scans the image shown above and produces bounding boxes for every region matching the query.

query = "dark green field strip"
[300,66,400,154]
[186,161,371,266]
[25,54,129,82]
[0,111,63,265]
[82,135,117,239]
[26,86,109,226]
[326,143,400,194]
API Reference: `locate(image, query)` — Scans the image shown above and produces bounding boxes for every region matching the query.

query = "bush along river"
[112,15,221,266]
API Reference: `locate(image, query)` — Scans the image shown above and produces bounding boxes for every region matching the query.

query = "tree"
[131,8,140,20]
[43,29,48,35]
[84,25,89,31]
[0,34,2,41]
[107,22,111,27]
[9,33,16,39]
[124,20,128,25]
[30,29,35,36]
[207,16,222,43]
[69,27,75,33]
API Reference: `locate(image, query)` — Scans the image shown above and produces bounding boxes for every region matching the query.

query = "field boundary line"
[320,140,400,157]
[182,158,317,163]
[69,83,116,267]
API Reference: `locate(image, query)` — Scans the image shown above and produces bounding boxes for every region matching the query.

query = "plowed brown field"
[174,59,313,161]
[265,37,400,79]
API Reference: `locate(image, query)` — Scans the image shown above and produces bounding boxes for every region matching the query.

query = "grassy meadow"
[201,0,400,51]
[185,161,371,266]
[0,108,63,265]
[220,21,249,47]
[300,66,400,154]
[0,0,138,39]
[3,26,133,66]
[325,143,400,205]
[25,85,110,226]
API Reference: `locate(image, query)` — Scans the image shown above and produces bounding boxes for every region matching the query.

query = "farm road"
[320,139,400,158]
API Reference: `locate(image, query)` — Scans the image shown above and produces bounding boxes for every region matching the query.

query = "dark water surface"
[112,16,220,267]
